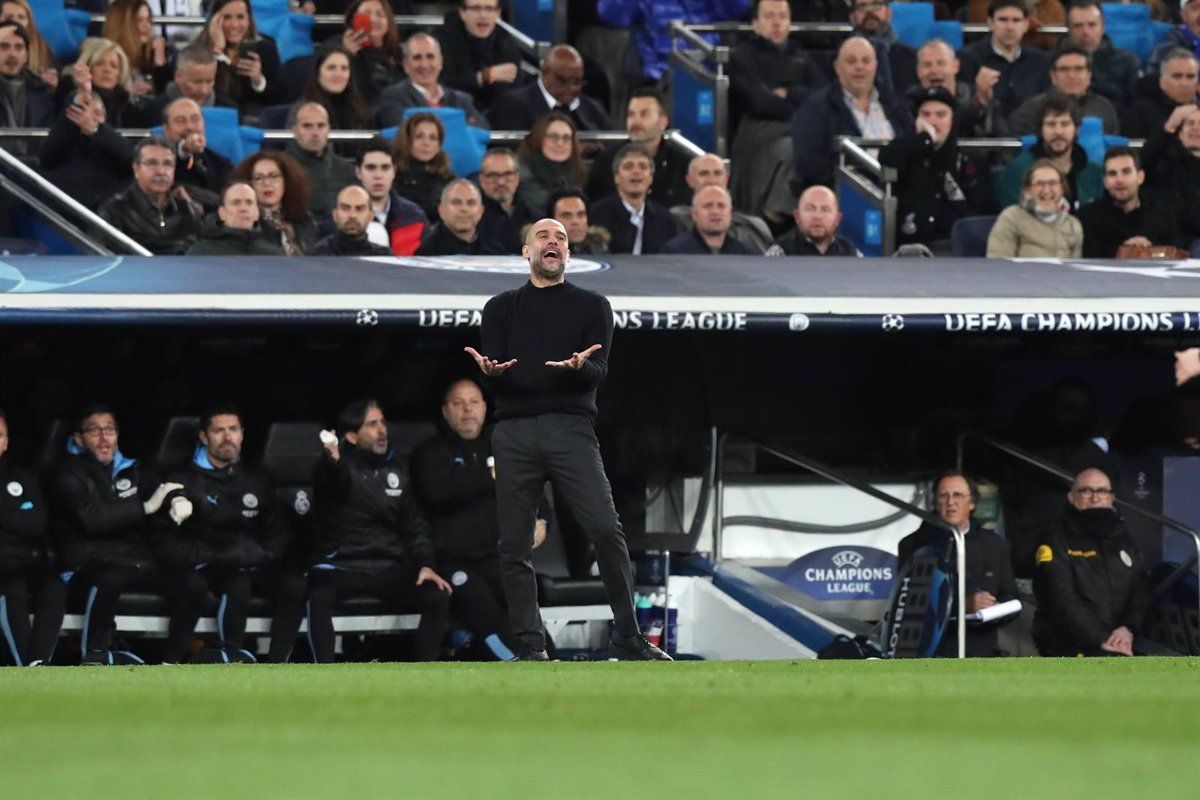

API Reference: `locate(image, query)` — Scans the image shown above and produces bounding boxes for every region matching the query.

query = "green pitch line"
[1,659,1197,799]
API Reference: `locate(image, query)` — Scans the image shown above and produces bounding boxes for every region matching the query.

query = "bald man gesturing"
[465,219,670,661]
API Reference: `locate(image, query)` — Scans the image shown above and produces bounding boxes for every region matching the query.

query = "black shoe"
[610,634,673,661]
[81,649,114,666]
[510,647,550,662]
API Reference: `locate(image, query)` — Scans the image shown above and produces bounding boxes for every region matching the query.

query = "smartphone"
[237,41,255,58]
[353,12,372,40]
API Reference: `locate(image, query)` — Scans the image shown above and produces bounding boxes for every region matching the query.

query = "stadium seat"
[1101,3,1170,65]
[1019,117,1127,168]
[260,421,325,555]
[950,215,997,257]
[26,0,88,61]
[249,0,316,64]
[36,417,71,473]
[152,107,264,164]
[383,108,490,178]
[154,416,200,472]
[258,104,293,131]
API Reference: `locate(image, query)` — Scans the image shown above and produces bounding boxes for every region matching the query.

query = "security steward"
[410,378,553,661]
[897,470,1018,657]
[155,406,306,663]
[1033,468,1158,657]
[307,398,453,663]
[53,404,206,665]
[0,409,66,666]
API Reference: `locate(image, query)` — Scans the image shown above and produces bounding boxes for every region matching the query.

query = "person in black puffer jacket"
[307,398,453,662]
[0,410,65,666]
[154,406,306,663]
[52,404,206,664]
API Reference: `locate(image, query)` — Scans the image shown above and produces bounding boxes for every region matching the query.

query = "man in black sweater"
[308,399,453,662]
[1077,146,1183,258]
[465,218,671,662]
[311,186,393,256]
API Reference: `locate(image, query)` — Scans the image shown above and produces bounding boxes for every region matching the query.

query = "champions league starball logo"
[881,313,905,332]
[363,256,611,275]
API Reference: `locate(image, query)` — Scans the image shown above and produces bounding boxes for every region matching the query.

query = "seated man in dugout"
[1032,468,1173,657]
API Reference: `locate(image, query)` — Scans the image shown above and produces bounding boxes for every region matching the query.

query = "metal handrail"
[956,430,1200,636]
[718,432,967,659]
[0,128,649,142]
[0,145,151,256]
[677,21,1068,37]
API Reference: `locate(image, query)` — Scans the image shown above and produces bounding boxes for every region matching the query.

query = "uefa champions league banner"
[1,254,1198,332]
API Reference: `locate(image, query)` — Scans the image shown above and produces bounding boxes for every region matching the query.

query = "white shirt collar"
[537,76,580,112]
[412,81,444,103]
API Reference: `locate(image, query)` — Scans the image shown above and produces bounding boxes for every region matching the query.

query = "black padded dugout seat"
[154,416,200,472]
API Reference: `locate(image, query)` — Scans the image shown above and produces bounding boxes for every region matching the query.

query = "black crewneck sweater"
[479,280,612,420]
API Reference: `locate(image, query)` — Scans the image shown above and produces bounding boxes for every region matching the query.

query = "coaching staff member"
[465,218,671,662]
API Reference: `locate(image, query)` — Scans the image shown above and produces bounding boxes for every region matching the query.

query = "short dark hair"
[220,181,255,205]
[1052,45,1091,69]
[200,404,242,431]
[611,142,655,177]
[628,87,667,117]
[751,0,789,19]
[1037,91,1080,127]
[133,135,174,164]
[0,20,30,47]
[1066,0,1103,16]
[933,470,980,504]
[987,0,1027,18]
[336,398,380,437]
[547,186,588,217]
[355,136,393,166]
[1103,145,1141,171]
[75,404,117,433]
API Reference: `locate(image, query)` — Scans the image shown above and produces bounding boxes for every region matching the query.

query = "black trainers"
[610,634,673,661]
[510,646,550,661]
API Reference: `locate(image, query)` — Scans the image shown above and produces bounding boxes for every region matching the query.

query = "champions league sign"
[764,546,897,600]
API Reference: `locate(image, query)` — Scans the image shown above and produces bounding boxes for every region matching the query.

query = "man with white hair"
[662,186,754,254]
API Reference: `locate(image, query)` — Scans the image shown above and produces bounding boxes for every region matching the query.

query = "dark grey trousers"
[492,413,639,652]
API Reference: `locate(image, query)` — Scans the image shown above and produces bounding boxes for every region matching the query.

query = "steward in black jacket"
[156,439,305,663]
[1033,505,1152,656]
[897,517,1019,657]
[306,407,452,663]
[0,448,65,666]
[52,423,206,663]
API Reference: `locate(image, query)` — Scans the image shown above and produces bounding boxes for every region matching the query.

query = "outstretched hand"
[545,344,602,371]
[416,566,453,594]
[464,346,517,376]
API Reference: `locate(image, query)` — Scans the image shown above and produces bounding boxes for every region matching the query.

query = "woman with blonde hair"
[102,0,170,95]
[986,159,1083,257]
[392,112,456,220]
[59,37,142,126]
[0,0,57,87]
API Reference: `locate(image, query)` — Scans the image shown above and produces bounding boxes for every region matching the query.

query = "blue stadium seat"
[1020,117,1128,166]
[25,0,88,61]
[249,0,315,64]
[153,106,264,164]
[382,107,490,178]
[950,215,997,257]
[1101,3,1170,64]
[891,4,963,52]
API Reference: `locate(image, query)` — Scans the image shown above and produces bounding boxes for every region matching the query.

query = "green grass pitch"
[2,658,1198,798]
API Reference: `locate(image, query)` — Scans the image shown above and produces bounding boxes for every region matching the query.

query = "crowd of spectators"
[0,0,1198,257]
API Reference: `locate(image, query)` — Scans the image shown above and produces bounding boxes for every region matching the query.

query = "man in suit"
[376,32,488,129]
[589,143,677,254]
[487,45,608,132]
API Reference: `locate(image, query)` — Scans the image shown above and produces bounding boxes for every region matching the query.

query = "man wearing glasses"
[488,45,607,132]
[435,0,522,110]
[1032,468,1155,657]
[475,148,532,253]
[1007,47,1120,136]
[97,136,204,254]
[895,471,1018,657]
[52,405,207,664]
